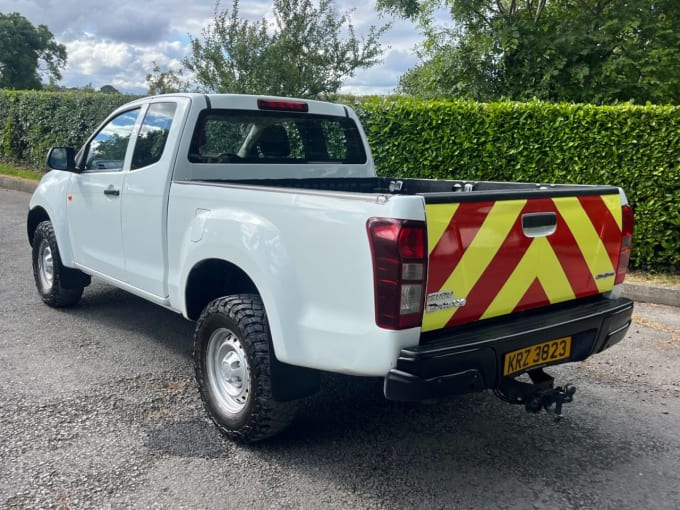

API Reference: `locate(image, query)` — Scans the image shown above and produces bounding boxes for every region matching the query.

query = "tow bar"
[495,368,577,421]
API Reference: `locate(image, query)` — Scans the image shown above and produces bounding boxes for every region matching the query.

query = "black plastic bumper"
[384,297,634,401]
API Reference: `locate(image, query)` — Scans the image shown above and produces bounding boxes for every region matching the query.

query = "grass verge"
[0,164,42,181]
[627,271,680,288]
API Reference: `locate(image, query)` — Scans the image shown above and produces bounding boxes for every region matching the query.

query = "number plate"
[503,337,572,376]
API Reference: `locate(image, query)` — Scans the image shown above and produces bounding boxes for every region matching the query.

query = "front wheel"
[32,221,85,308]
[194,294,298,442]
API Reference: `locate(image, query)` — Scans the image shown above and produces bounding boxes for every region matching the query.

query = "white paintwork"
[119,97,191,297]
[29,93,425,376]
[29,170,75,265]
[67,169,127,281]
[167,182,426,375]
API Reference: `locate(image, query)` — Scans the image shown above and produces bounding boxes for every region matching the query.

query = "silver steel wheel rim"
[37,239,54,291]
[206,327,250,414]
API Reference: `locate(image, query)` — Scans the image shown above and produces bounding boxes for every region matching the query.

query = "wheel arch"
[184,258,320,402]
[27,206,50,247]
[184,258,259,321]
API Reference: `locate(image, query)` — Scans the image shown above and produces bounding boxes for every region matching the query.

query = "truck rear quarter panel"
[167,182,427,376]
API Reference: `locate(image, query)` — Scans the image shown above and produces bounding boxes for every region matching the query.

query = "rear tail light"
[367,218,428,330]
[615,204,634,284]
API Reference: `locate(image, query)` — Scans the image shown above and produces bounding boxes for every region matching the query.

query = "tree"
[380,0,680,104]
[146,63,190,94]
[0,12,67,90]
[185,0,388,97]
[99,85,120,94]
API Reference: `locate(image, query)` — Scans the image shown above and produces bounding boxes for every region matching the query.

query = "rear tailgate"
[422,187,624,333]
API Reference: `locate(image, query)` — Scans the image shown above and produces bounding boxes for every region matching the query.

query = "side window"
[84,109,140,171]
[131,102,177,170]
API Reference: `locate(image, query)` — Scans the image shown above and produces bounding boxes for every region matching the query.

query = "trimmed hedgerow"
[355,98,680,272]
[1,91,677,271]
[0,90,135,169]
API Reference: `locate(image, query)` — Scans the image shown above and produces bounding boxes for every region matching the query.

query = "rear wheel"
[32,221,85,308]
[194,294,298,442]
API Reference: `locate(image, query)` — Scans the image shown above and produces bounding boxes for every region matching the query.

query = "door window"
[131,102,177,170]
[83,109,140,171]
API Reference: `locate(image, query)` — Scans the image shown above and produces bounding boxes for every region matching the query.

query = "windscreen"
[188,109,367,165]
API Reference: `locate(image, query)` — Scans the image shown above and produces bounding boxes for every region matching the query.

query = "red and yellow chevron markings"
[422,194,622,332]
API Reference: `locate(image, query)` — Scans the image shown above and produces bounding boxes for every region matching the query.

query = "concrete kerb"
[2,173,678,308]
[0,174,38,194]
[620,280,680,308]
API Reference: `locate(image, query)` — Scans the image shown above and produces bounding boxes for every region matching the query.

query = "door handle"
[104,187,120,197]
[522,212,557,237]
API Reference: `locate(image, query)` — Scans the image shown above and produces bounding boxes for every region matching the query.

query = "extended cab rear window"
[188,110,367,165]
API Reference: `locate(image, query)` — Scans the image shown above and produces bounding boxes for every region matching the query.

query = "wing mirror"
[46,147,77,172]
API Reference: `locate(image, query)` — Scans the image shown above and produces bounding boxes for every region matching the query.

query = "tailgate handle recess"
[522,212,557,238]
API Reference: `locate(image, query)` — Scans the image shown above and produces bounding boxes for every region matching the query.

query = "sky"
[1,0,442,95]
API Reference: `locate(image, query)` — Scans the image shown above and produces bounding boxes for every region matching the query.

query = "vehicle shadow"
[64,280,195,358]
[247,378,655,508]
[70,282,664,509]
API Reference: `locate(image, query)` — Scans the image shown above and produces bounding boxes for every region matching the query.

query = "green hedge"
[1,91,678,271]
[355,98,680,272]
[0,90,134,169]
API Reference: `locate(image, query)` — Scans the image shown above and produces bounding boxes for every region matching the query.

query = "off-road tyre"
[32,221,84,308]
[194,294,299,443]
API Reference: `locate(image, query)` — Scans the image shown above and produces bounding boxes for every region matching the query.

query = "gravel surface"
[2,187,679,509]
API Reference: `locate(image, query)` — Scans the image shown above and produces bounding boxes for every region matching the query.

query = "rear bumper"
[384,297,633,401]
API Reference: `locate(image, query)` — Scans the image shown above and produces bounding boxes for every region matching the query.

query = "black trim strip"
[203,95,212,110]
[172,176,620,203]
[422,186,619,203]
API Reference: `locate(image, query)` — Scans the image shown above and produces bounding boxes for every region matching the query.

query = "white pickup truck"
[28,93,635,441]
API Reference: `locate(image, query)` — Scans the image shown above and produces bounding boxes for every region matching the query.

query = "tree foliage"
[0,12,67,90]
[184,0,388,97]
[145,63,190,94]
[380,0,680,104]
[99,85,120,94]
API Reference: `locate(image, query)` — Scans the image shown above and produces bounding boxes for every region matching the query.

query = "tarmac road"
[1,187,679,510]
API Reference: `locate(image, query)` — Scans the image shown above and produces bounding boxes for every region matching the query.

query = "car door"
[67,108,141,281]
[121,100,183,297]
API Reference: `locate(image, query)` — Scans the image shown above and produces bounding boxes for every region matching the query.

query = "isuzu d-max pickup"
[28,94,634,441]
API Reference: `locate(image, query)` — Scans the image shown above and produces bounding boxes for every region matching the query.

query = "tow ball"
[495,368,577,421]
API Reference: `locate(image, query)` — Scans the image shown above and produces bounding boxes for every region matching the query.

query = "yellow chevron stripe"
[481,237,575,319]
[602,193,623,230]
[425,203,460,255]
[422,199,526,332]
[553,197,615,293]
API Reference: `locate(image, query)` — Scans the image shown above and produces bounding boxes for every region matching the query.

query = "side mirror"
[46,147,77,172]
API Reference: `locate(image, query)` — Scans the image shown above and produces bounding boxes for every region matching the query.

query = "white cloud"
[66,38,133,75]
[0,0,432,95]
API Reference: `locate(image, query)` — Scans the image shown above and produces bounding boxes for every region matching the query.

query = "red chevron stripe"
[513,278,550,313]
[578,195,621,270]
[444,199,545,326]
[427,201,495,293]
